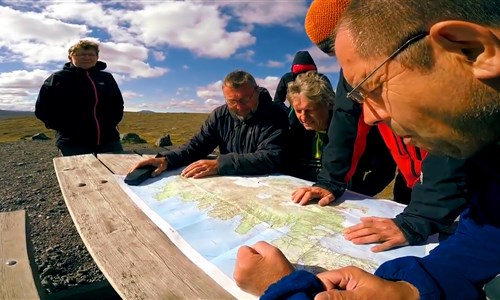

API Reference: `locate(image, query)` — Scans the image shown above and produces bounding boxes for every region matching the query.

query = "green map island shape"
[155,175,379,272]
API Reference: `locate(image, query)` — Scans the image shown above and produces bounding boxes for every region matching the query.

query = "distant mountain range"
[0,109,34,119]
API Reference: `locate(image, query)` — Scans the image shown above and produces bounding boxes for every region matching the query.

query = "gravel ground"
[0,139,157,297]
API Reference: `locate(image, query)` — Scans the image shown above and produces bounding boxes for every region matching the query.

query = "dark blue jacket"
[159,88,289,175]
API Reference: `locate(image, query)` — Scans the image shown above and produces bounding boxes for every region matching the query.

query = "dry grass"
[0,112,208,145]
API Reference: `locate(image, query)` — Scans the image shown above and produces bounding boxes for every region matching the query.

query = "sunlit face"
[290,93,331,131]
[334,28,498,158]
[223,82,259,120]
[69,49,98,70]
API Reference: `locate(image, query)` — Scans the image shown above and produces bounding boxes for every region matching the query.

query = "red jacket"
[344,107,427,189]
[376,122,427,188]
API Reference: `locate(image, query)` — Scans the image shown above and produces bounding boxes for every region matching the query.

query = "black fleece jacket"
[35,61,124,147]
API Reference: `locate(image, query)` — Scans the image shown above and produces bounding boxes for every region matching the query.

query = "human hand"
[344,217,408,252]
[127,157,167,177]
[233,241,295,296]
[291,186,335,206]
[315,266,419,300]
[181,159,218,178]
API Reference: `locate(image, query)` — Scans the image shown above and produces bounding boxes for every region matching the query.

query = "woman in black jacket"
[35,40,124,156]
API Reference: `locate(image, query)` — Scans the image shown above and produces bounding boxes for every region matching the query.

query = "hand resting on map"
[291,186,335,206]
[344,217,408,252]
[315,266,419,300]
[128,157,168,177]
[234,241,419,299]
[181,159,218,178]
[128,157,219,179]
[234,241,294,296]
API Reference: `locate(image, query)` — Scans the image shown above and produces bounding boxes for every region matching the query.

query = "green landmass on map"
[154,175,378,272]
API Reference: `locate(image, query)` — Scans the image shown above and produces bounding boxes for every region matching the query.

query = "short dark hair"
[68,40,99,56]
[222,70,257,89]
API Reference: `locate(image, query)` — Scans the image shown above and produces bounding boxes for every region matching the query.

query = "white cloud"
[123,2,256,58]
[263,60,284,68]
[257,76,281,100]
[221,1,308,29]
[153,51,165,61]
[0,1,318,112]
[0,69,52,111]
[0,6,89,45]
[196,80,223,99]
[99,42,169,78]
[234,49,255,61]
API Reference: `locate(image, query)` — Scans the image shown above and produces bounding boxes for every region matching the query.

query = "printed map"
[117,172,434,299]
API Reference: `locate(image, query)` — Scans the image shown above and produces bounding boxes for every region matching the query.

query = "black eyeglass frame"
[347,32,429,104]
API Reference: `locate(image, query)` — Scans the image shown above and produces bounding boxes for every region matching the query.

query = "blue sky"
[0,0,340,113]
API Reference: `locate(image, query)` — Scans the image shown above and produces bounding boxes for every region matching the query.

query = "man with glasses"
[291,69,468,252]
[35,39,124,156]
[130,70,288,179]
[233,0,500,299]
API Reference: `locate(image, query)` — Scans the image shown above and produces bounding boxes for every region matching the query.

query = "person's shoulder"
[260,101,289,125]
[208,104,231,120]
[50,67,76,81]
[279,72,294,81]
[258,87,273,102]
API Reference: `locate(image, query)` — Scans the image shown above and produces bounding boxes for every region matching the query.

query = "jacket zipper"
[86,71,101,146]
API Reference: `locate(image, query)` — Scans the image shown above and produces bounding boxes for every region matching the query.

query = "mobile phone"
[124,165,156,186]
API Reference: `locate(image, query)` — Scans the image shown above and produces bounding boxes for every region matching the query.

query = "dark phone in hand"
[124,165,156,186]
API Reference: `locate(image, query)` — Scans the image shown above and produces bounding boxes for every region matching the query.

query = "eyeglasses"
[73,53,97,57]
[347,32,428,104]
[226,87,258,107]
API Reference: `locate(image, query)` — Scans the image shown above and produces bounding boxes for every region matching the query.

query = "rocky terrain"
[1,139,157,298]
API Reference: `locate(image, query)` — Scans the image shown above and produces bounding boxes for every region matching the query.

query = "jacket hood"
[291,51,317,74]
[63,61,107,72]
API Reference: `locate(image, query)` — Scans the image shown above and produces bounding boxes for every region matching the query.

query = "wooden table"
[53,153,234,300]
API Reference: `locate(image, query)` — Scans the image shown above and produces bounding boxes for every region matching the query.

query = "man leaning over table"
[292,69,470,253]
[233,0,500,299]
[129,70,289,179]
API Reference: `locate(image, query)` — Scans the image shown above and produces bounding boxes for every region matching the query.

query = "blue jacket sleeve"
[376,214,500,299]
[260,270,325,300]
[377,146,500,299]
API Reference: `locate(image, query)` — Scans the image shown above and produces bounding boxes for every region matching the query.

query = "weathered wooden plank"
[53,154,233,300]
[97,153,145,175]
[0,210,42,300]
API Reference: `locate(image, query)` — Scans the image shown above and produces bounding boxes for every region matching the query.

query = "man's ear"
[429,21,500,79]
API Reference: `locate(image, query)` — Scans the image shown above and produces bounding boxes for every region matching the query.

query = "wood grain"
[53,154,233,300]
[0,210,41,300]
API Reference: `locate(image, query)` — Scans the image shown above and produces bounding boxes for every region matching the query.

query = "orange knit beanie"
[305,0,351,53]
